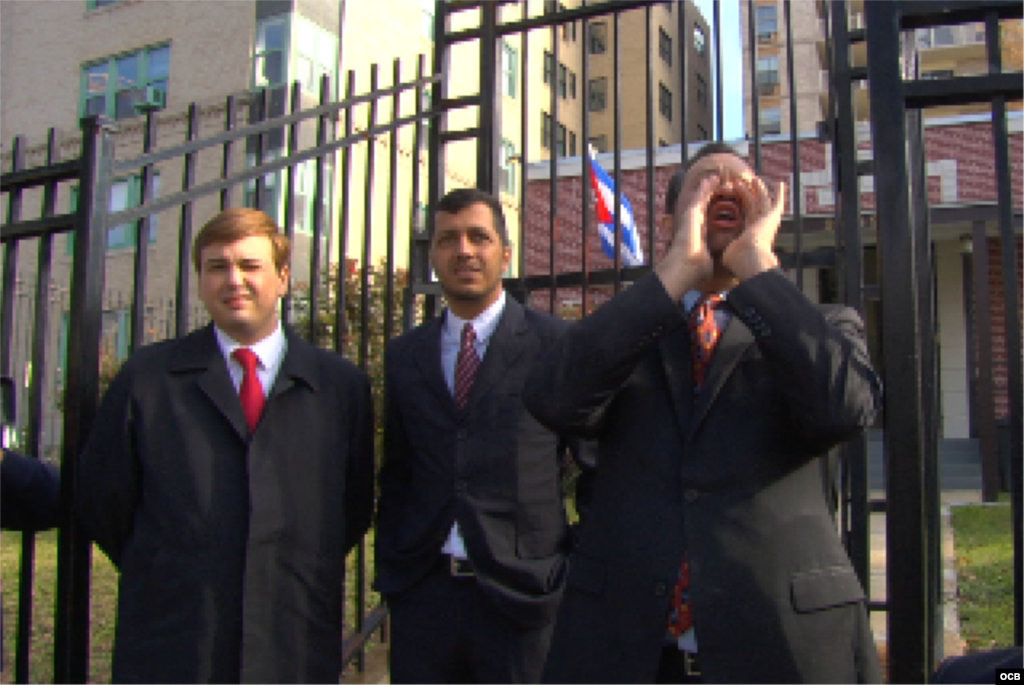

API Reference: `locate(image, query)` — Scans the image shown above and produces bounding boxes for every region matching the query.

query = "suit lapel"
[410,317,458,414]
[685,312,755,443]
[464,296,526,410]
[170,325,249,441]
[267,328,320,402]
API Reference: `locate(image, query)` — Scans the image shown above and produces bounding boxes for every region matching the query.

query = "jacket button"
[654,582,668,596]
[684,489,699,503]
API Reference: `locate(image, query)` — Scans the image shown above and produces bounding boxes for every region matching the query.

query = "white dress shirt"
[214,322,288,398]
[439,291,507,560]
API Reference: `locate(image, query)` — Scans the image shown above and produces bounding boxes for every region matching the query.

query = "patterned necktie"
[453,323,480,409]
[688,293,725,394]
[232,347,265,431]
[667,293,725,640]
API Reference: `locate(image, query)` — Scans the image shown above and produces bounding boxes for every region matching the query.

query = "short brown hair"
[193,208,291,273]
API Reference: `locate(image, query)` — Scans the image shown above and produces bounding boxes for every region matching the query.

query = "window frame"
[693,24,707,58]
[499,139,518,195]
[658,82,672,121]
[253,14,290,90]
[589,22,608,54]
[589,76,607,112]
[501,40,518,98]
[761,107,782,135]
[755,4,778,43]
[543,51,555,85]
[659,28,672,66]
[80,43,171,121]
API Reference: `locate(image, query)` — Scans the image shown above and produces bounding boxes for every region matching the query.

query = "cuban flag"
[588,146,644,267]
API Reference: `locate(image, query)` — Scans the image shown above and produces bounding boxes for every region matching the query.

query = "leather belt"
[449,556,474,578]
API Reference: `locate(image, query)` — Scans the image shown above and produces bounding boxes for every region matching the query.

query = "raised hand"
[655,174,720,300]
[722,178,786,282]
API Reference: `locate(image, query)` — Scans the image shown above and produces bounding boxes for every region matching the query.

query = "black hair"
[433,188,510,246]
[664,141,744,215]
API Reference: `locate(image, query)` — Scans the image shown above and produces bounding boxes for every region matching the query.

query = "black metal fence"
[1,1,1022,683]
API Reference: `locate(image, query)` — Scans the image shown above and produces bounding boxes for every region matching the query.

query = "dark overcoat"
[524,270,884,683]
[76,324,375,683]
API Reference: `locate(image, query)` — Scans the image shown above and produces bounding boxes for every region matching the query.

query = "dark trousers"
[387,557,554,684]
[656,646,703,684]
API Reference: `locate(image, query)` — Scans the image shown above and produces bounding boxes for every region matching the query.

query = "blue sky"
[692,0,745,141]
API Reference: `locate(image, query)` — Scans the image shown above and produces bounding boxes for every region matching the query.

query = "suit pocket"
[790,565,865,613]
[566,554,606,596]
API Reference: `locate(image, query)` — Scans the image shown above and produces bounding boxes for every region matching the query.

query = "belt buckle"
[450,556,474,578]
[682,651,700,677]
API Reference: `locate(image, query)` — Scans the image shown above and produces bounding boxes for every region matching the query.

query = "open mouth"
[707,194,742,230]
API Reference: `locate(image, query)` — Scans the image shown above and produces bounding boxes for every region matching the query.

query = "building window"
[569,131,577,156]
[761,107,782,135]
[589,76,607,111]
[81,44,170,120]
[294,15,338,96]
[244,151,282,223]
[556,123,567,157]
[756,4,777,43]
[659,82,672,120]
[569,72,577,98]
[543,51,555,85]
[756,54,780,94]
[659,138,669,147]
[499,139,518,195]
[501,41,518,97]
[558,64,568,98]
[693,24,707,58]
[659,28,672,65]
[544,0,558,14]
[542,112,553,149]
[696,124,708,141]
[589,134,607,153]
[87,0,121,9]
[66,173,161,255]
[696,73,707,108]
[422,0,434,41]
[254,15,288,89]
[589,22,608,54]
[663,1,672,13]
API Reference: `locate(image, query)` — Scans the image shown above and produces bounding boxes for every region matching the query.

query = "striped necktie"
[453,323,480,408]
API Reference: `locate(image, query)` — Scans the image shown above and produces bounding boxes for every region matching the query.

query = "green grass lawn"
[1,530,118,684]
[951,500,1015,653]
[2,530,381,683]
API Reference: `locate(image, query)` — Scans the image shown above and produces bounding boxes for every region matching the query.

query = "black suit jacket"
[374,295,583,628]
[76,324,375,684]
[524,271,883,683]
[0,449,63,673]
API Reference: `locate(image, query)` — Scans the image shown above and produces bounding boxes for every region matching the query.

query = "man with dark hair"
[76,208,375,683]
[374,187,592,683]
[526,144,882,683]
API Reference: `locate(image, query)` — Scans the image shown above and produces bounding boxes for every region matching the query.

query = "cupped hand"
[722,178,786,281]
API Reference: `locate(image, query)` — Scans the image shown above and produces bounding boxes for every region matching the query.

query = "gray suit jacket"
[525,270,883,683]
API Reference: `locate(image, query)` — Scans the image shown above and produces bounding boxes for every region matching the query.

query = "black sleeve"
[344,367,376,554]
[1,449,62,532]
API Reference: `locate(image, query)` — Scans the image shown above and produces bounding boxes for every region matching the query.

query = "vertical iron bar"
[336,71,355,349]
[831,0,869,590]
[426,1,452,321]
[176,104,199,338]
[580,7,590,318]
[478,1,500,195]
[4,136,29,685]
[16,129,60,685]
[55,115,115,685]
[713,0,723,139]
[612,10,622,293]
[548,16,559,313]
[385,59,401,344]
[310,74,330,346]
[518,10,530,297]
[405,59,426,334]
[748,0,761,171]
[281,81,301,330]
[678,0,688,165]
[985,11,1023,644]
[130,111,157,353]
[644,4,655,263]
[783,0,802,289]
[221,95,236,210]
[254,89,268,212]
[864,2,928,680]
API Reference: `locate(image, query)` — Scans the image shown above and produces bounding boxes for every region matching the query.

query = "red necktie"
[453,323,480,409]
[232,347,265,431]
[667,293,725,640]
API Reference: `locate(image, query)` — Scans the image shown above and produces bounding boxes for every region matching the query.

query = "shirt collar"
[443,290,507,344]
[682,289,729,314]
[214,321,286,369]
